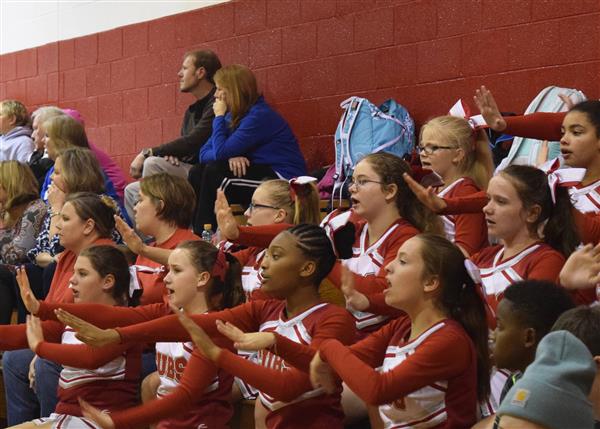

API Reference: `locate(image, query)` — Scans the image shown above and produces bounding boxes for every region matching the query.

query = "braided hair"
[286,224,337,284]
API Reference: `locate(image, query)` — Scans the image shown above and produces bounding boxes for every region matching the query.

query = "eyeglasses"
[417,144,457,155]
[348,177,384,189]
[247,202,279,213]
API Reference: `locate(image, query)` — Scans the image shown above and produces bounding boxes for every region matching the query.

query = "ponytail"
[217,252,244,310]
[541,186,578,257]
[469,129,494,190]
[500,165,579,257]
[418,233,491,401]
[291,181,320,225]
[176,240,244,311]
[258,179,320,225]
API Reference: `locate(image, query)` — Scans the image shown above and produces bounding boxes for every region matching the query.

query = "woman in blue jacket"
[189,64,307,234]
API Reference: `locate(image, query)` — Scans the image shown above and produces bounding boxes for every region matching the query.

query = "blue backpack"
[332,97,415,200]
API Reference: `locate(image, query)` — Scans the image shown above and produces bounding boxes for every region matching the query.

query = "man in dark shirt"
[124,50,221,224]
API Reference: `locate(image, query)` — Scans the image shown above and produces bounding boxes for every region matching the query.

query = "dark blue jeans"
[2,349,61,425]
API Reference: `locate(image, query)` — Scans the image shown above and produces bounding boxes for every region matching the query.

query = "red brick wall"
[1,0,599,173]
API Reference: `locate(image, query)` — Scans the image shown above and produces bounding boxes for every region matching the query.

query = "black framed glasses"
[247,202,279,213]
[417,144,457,155]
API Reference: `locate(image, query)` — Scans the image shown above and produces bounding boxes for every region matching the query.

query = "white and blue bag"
[332,96,415,200]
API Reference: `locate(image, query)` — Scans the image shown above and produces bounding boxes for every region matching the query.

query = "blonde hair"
[0,100,30,127]
[44,115,89,153]
[57,148,105,194]
[0,161,39,226]
[420,116,493,189]
[214,65,259,130]
[258,179,320,225]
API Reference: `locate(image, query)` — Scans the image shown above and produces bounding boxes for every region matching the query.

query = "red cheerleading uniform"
[224,212,416,332]
[471,242,564,320]
[36,302,233,429]
[111,340,233,429]
[323,210,417,333]
[434,177,487,256]
[37,299,356,429]
[319,317,478,429]
[0,321,141,417]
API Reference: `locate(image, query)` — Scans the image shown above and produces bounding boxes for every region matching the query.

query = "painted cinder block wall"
[0,0,599,173]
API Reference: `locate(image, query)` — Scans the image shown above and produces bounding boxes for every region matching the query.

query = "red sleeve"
[235,224,291,248]
[320,325,472,405]
[328,226,416,296]
[231,247,253,265]
[272,334,316,371]
[442,191,487,215]
[272,308,356,371]
[215,307,355,402]
[453,212,487,255]
[504,112,566,141]
[35,341,133,369]
[277,319,405,373]
[110,345,224,429]
[117,302,263,344]
[37,301,171,328]
[0,321,64,350]
[365,293,406,318]
[216,349,313,402]
[343,319,408,368]
[574,209,600,244]
[449,182,488,256]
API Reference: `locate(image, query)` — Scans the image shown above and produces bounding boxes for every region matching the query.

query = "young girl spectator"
[34,225,356,429]
[0,100,34,163]
[189,64,307,233]
[418,115,492,255]
[0,161,46,324]
[1,245,141,429]
[2,192,118,426]
[186,234,490,429]
[115,173,198,306]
